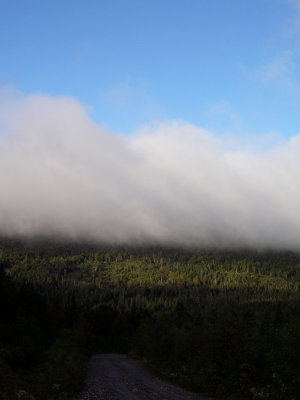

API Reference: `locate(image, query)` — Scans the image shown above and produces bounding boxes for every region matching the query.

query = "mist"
[0,92,300,250]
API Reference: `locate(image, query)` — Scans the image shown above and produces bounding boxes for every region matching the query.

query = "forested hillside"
[0,238,299,400]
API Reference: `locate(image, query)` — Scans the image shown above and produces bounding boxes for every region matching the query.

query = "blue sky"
[1,0,300,138]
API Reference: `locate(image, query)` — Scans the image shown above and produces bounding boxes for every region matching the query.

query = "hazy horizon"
[1,93,300,250]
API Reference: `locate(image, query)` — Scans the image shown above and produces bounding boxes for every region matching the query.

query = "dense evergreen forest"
[0,237,299,400]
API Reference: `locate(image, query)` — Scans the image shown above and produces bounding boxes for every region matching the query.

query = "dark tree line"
[0,238,299,399]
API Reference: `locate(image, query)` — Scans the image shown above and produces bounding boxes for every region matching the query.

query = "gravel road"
[75,354,210,400]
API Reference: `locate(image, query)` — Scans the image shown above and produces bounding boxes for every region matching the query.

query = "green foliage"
[0,238,299,399]
[33,329,88,399]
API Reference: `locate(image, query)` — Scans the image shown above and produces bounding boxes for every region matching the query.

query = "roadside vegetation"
[0,238,299,399]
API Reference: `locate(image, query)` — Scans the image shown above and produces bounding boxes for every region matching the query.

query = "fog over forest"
[0,92,300,249]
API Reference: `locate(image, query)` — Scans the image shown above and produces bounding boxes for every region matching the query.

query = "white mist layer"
[0,93,300,249]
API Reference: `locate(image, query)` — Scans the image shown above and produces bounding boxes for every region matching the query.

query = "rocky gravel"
[75,354,209,400]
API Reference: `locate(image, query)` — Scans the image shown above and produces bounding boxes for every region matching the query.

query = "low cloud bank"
[0,93,300,249]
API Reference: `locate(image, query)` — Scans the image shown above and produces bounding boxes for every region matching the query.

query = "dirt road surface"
[75,354,209,400]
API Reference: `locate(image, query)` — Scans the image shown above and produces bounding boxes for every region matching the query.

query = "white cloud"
[246,1,300,92]
[250,51,298,89]
[0,92,300,250]
[285,0,300,31]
